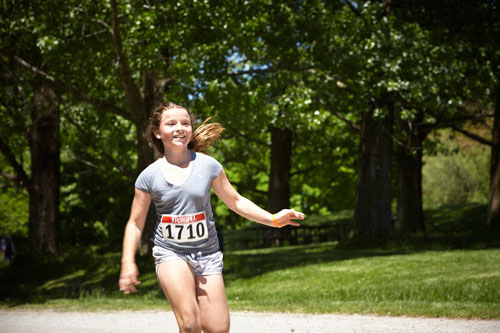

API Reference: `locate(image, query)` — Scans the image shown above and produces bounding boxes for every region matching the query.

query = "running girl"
[119,102,304,333]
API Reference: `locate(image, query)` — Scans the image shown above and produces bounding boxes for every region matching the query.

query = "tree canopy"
[0,0,497,254]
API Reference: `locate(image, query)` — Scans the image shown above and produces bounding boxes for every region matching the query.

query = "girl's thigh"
[156,260,201,328]
[195,274,230,333]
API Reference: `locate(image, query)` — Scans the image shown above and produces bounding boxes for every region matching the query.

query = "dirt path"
[1,309,499,333]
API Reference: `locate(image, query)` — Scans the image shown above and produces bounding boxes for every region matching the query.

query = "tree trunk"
[137,113,156,250]
[487,86,500,230]
[135,119,155,174]
[29,85,60,255]
[136,73,157,173]
[395,113,426,234]
[267,126,292,246]
[137,73,161,249]
[267,126,292,212]
[353,106,394,239]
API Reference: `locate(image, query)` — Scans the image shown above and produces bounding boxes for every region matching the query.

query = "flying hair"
[147,102,224,155]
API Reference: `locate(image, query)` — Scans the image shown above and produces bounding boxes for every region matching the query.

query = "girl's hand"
[119,261,141,294]
[274,209,305,227]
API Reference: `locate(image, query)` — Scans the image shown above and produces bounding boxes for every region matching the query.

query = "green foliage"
[0,183,28,238]
[192,1,361,220]
[57,103,137,247]
[423,130,490,208]
[0,0,42,239]
[1,0,497,249]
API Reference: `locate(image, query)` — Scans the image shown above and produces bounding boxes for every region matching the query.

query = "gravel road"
[1,309,499,333]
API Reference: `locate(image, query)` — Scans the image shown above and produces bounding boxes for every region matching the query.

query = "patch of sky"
[341,0,359,9]
[225,48,272,80]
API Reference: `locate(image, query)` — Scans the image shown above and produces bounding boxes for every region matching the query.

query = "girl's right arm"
[119,188,151,294]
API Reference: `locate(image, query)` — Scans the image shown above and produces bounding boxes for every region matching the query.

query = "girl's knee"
[177,310,202,333]
[178,319,202,333]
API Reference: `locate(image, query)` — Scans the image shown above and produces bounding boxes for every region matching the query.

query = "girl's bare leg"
[196,274,230,333]
[157,260,201,333]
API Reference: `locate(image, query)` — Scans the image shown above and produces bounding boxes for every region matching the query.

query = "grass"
[223,245,500,318]
[1,203,499,318]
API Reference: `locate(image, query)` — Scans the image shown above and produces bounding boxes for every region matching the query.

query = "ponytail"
[189,118,225,153]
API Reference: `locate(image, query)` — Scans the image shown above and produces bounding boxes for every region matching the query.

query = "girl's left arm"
[212,169,304,227]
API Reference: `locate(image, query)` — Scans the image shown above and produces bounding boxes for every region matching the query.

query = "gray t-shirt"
[135,151,222,254]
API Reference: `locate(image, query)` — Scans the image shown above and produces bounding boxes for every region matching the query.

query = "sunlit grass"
[1,204,499,318]
[224,246,500,318]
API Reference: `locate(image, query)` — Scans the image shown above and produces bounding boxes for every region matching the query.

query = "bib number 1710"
[161,212,208,243]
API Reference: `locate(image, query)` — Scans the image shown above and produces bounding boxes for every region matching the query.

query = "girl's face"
[155,108,193,151]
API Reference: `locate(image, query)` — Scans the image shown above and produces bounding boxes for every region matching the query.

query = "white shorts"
[152,246,223,276]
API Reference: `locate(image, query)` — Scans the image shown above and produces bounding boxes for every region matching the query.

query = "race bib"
[161,212,208,243]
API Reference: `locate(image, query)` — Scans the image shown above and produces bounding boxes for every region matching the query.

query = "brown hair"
[147,102,224,155]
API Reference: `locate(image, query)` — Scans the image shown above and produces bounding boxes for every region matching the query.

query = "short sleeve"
[204,154,222,180]
[135,166,152,194]
[212,158,223,179]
